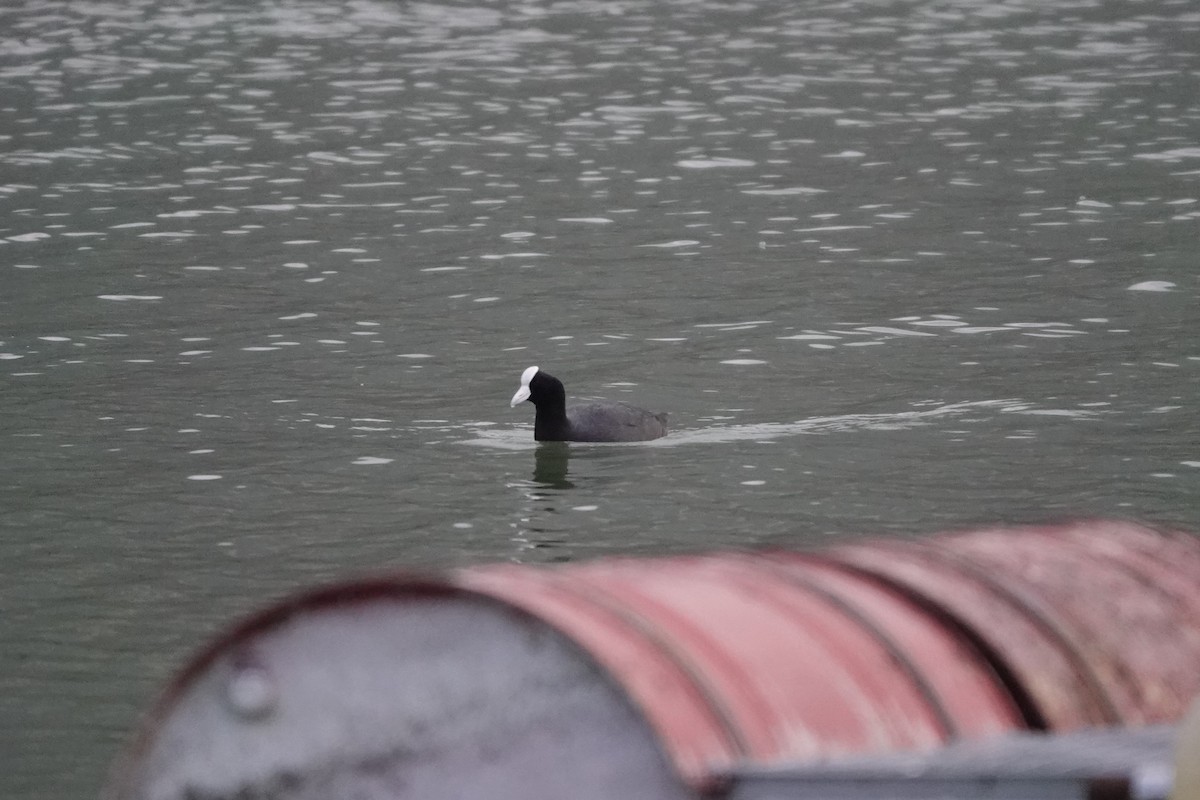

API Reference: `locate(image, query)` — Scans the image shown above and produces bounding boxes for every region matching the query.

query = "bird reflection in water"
[532,441,573,489]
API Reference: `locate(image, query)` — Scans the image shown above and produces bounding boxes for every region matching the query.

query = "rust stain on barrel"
[824,521,1200,732]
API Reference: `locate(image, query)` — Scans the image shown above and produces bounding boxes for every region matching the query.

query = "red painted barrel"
[106,521,1200,800]
[459,552,1024,784]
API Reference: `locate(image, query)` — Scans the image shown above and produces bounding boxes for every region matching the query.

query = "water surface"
[2,1,1198,797]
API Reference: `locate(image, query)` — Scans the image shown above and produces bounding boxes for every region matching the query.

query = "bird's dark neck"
[529,371,571,441]
[533,406,571,441]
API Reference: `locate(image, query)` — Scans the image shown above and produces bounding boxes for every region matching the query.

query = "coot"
[509,366,668,442]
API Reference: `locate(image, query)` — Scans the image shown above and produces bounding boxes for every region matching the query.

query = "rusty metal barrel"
[106,520,1200,800]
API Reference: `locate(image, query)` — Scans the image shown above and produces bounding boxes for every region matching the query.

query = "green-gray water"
[2,1,1198,796]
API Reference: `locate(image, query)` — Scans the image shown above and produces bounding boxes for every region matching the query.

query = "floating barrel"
[106,521,1200,800]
